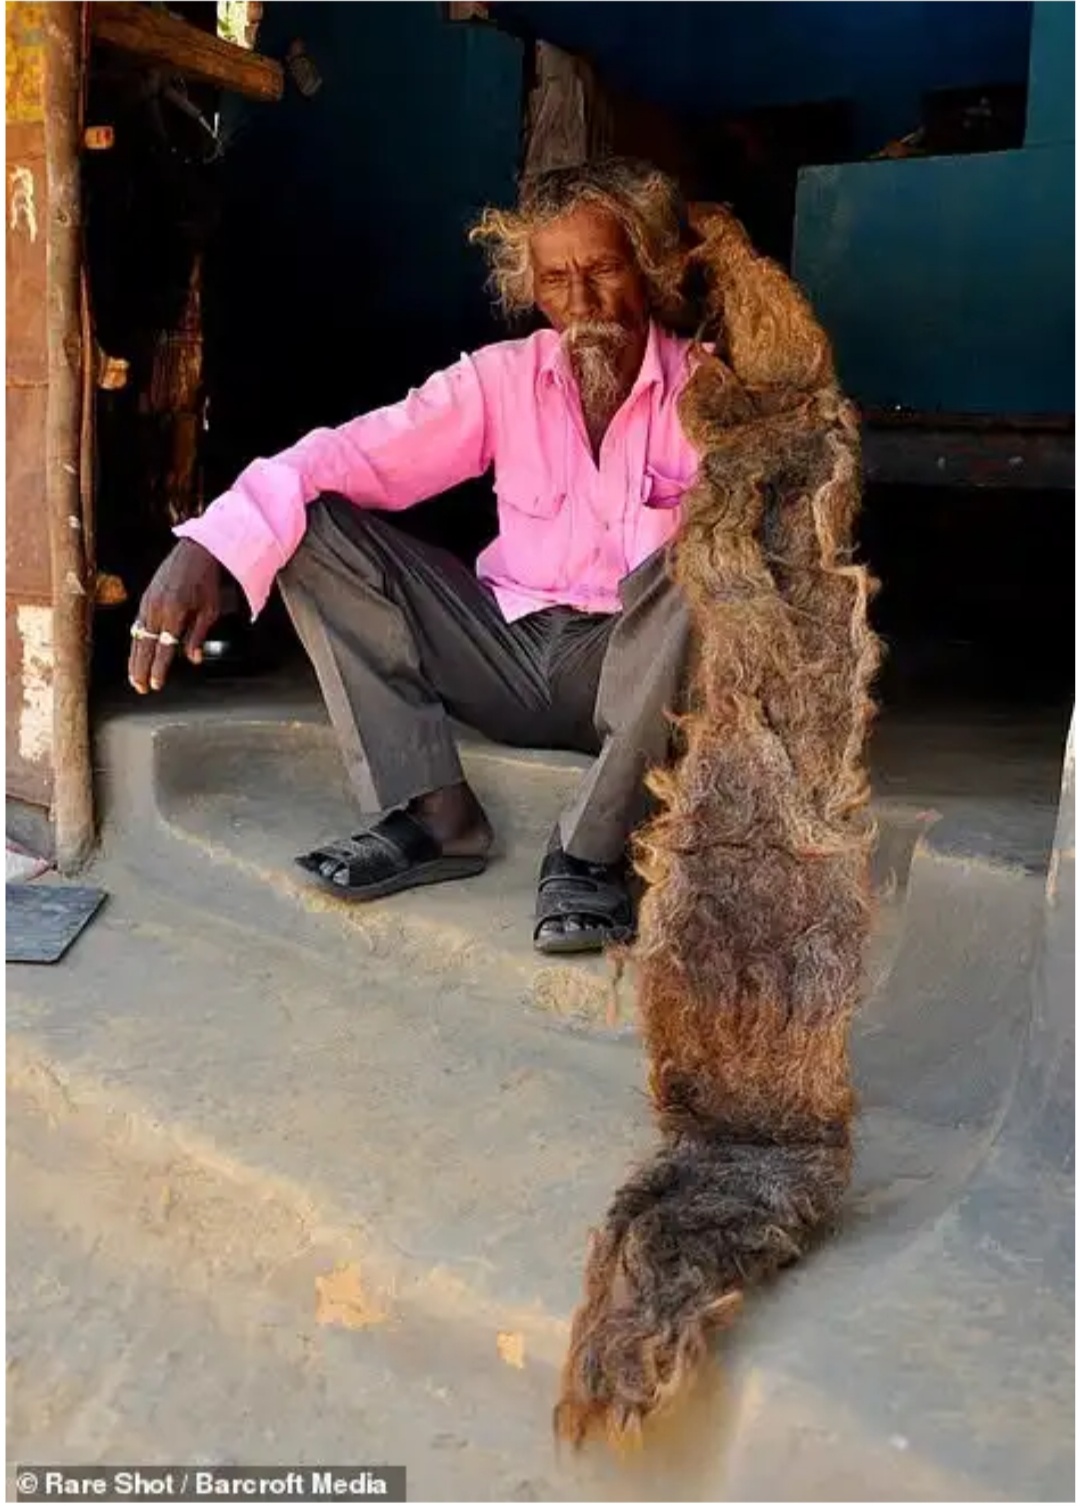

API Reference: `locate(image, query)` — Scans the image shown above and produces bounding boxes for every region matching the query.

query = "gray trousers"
[278,495,691,865]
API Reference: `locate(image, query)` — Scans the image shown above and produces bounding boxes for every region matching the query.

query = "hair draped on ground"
[536,182,883,1448]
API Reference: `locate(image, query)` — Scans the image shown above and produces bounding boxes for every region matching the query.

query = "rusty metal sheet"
[6,384,50,600]
[7,17,53,811]
[6,600,53,808]
[6,184,52,809]
[6,130,46,385]
[6,3,46,125]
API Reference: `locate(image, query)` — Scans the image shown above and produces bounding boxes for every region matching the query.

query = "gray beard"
[564,322,633,436]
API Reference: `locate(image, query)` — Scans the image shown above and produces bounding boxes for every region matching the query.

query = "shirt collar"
[540,319,666,398]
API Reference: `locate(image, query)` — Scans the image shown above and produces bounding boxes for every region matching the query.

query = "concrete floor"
[6,670,1073,1501]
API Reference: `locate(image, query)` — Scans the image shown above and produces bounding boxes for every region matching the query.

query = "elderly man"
[128,158,703,954]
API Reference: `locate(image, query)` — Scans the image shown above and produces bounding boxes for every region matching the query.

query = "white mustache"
[564,321,630,351]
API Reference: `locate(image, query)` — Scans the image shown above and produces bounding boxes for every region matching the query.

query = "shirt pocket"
[495,467,567,519]
[641,465,693,510]
[492,467,571,589]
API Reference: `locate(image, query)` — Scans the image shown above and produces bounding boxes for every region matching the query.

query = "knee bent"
[281,493,381,585]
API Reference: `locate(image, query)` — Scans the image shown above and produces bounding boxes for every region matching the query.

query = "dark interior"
[82,1,1071,717]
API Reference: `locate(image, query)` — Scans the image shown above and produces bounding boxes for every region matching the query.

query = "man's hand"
[128,539,223,694]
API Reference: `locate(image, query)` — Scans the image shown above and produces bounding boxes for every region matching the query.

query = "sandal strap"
[538,844,625,885]
[369,810,441,865]
[535,846,633,931]
[302,810,440,885]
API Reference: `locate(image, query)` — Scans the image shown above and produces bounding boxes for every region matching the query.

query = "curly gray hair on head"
[469,157,690,325]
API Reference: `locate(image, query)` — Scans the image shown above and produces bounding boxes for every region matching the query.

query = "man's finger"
[128,601,163,694]
[148,606,189,691]
[184,601,219,665]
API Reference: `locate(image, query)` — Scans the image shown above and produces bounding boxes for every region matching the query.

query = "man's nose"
[566,274,600,321]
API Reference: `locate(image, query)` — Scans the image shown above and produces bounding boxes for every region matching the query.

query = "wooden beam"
[91,2,283,102]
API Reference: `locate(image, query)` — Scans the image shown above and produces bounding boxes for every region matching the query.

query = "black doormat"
[6,883,107,964]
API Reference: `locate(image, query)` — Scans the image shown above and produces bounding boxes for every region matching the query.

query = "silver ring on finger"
[157,630,181,647]
[130,623,159,641]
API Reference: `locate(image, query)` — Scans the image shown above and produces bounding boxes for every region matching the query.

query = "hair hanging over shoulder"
[553,198,882,1449]
[468,156,691,325]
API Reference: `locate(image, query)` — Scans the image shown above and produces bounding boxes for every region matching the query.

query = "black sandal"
[295,809,488,901]
[533,843,635,955]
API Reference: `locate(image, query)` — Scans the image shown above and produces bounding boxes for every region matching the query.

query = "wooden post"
[42,1,94,872]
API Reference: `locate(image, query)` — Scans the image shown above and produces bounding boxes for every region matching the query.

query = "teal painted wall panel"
[500,2,1033,156]
[212,3,524,462]
[793,146,1074,413]
[1026,0,1075,145]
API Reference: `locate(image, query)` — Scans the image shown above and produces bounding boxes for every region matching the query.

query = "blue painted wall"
[793,1,1073,413]
[794,148,1073,413]
[210,3,523,466]
[496,1,1033,154]
[1026,0,1074,145]
[209,0,1061,442]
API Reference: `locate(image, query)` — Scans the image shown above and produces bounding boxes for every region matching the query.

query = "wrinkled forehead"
[529,204,635,273]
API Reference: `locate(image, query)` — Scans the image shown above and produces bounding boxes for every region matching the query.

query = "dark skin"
[128,206,649,936]
[128,205,649,698]
[530,204,650,456]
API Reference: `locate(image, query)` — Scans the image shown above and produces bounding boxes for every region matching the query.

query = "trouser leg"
[557,548,691,865]
[277,495,561,812]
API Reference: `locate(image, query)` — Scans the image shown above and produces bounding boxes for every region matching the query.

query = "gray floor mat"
[6,884,107,964]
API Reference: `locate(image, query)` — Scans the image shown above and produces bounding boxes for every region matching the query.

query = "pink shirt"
[175,320,701,622]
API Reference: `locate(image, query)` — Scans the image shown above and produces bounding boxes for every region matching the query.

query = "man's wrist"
[173,534,236,585]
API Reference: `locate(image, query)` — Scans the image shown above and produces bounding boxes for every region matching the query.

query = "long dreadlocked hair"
[548,194,882,1447]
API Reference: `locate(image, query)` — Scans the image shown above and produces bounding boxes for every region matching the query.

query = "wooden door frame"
[44,1,95,871]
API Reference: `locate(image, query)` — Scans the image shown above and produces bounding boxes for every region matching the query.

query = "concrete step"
[95,697,930,1032]
[5,1178,977,1504]
[8,687,1070,1498]
[8,1094,616,1503]
[8,841,1056,1493]
[0,849,977,1501]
